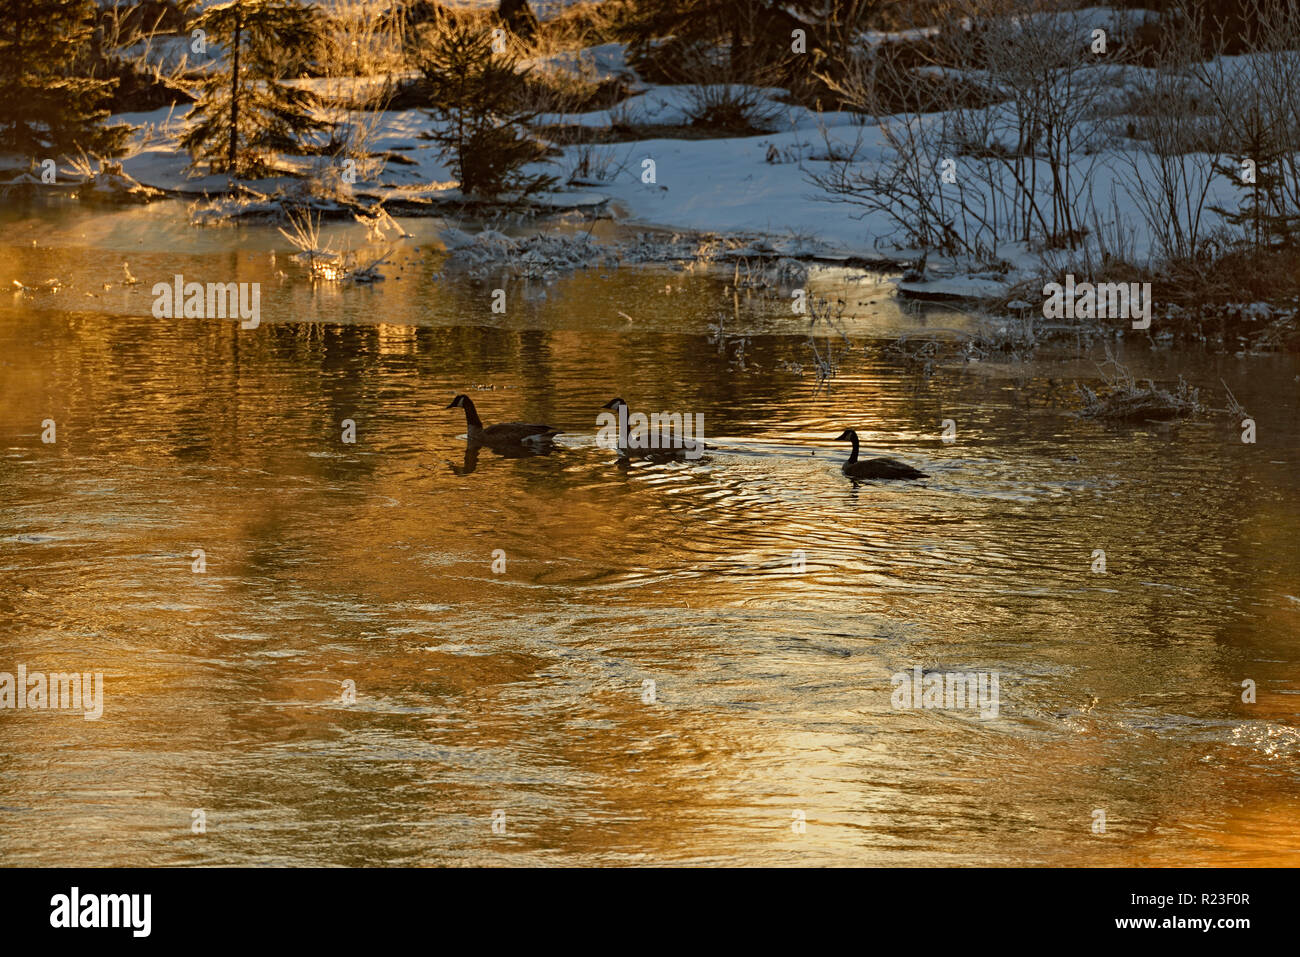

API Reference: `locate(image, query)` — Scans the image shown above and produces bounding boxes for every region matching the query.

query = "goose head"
[835,429,857,442]
[601,397,628,411]
[446,394,469,409]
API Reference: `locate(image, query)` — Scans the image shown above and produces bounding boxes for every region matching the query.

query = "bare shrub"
[811,0,1126,260]
[278,207,392,283]
[681,80,782,134]
[1076,345,1200,421]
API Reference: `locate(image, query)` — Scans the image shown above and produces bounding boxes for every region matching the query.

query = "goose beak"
[445,398,459,409]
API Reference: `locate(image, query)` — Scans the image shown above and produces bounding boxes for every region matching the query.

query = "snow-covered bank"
[26,6,1287,328]
[93,99,966,291]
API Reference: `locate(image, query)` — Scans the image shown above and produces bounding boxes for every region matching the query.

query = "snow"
[104,79,1242,296]
[524,43,635,80]
[581,131,876,248]
[95,14,1298,302]
[119,34,220,75]
[896,277,1012,301]
[535,84,856,131]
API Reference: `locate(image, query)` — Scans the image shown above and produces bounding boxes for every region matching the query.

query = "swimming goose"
[446,394,561,446]
[835,429,927,479]
[600,397,707,460]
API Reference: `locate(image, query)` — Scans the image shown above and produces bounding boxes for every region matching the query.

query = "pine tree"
[411,19,555,200]
[181,0,326,177]
[0,0,130,158]
[1211,103,1300,249]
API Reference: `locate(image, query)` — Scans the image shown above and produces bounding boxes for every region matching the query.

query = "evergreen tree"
[181,0,326,176]
[0,0,130,157]
[411,19,555,200]
[1211,103,1300,249]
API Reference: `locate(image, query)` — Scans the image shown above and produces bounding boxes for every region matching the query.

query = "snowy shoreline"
[6,3,1299,353]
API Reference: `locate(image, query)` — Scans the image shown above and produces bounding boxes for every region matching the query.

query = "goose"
[835,429,927,479]
[446,394,561,447]
[600,397,707,460]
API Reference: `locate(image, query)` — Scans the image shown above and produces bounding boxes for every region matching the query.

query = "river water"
[1,200,1297,865]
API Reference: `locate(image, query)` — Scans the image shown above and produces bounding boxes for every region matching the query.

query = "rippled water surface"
[2,201,1298,865]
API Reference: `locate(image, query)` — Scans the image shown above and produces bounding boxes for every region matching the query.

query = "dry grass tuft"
[1076,346,1200,421]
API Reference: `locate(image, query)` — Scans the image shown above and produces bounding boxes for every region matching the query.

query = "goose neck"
[461,398,484,430]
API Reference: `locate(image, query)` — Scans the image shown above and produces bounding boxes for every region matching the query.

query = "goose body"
[447,394,561,446]
[835,429,927,480]
[600,397,707,460]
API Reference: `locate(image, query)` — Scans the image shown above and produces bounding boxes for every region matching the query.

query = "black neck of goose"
[460,398,483,430]
[616,404,629,447]
[845,432,859,464]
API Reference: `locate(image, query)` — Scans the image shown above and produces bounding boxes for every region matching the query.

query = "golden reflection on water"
[0,206,1298,866]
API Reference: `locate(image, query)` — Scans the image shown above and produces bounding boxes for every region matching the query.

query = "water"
[1,200,1298,866]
